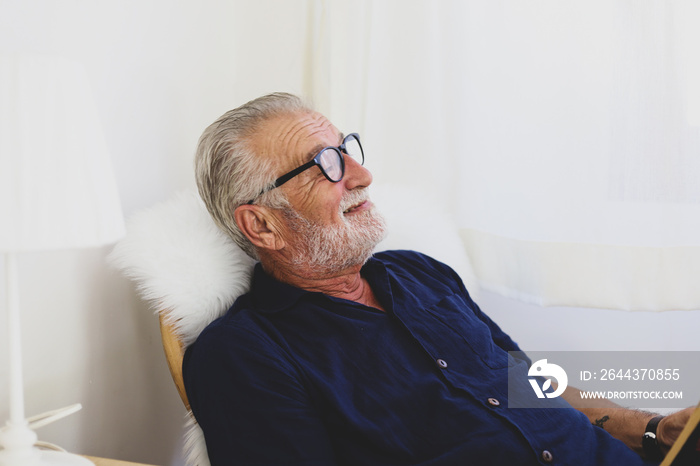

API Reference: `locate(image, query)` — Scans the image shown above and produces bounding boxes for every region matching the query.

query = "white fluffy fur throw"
[109,191,255,347]
[109,191,248,466]
[109,186,477,466]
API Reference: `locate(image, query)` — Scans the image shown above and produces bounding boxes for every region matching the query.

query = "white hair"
[194,93,314,259]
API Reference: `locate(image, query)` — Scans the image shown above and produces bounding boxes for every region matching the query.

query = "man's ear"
[234,204,286,251]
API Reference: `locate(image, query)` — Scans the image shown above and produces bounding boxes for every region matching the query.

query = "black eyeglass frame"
[247,133,364,204]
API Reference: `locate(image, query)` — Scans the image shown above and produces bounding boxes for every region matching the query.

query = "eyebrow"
[303,132,346,161]
[304,144,325,162]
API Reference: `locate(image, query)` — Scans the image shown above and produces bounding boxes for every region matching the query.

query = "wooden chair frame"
[159,314,190,410]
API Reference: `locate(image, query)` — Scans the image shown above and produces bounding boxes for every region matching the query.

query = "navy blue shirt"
[183,250,651,465]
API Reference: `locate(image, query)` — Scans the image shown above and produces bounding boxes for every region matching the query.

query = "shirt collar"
[250,263,310,313]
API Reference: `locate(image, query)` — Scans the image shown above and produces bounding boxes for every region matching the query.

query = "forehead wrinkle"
[252,113,308,162]
[303,131,345,159]
[287,115,335,145]
[305,128,346,155]
[253,112,342,186]
[281,114,338,162]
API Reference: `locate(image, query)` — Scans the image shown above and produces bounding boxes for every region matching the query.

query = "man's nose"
[342,154,373,190]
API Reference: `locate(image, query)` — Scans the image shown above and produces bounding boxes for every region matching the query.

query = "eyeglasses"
[247,133,364,204]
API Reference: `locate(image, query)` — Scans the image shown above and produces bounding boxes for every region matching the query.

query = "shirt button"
[436,359,448,369]
[487,397,500,407]
[541,450,553,463]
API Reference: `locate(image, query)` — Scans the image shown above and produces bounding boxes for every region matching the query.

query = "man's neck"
[261,256,385,311]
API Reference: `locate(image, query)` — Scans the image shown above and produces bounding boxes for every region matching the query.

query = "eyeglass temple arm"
[247,159,317,204]
[273,159,317,188]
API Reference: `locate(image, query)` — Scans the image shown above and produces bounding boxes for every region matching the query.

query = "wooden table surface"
[83,456,158,466]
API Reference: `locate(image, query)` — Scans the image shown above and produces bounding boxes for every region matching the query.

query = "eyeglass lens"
[343,134,363,161]
[318,149,343,181]
[317,134,363,182]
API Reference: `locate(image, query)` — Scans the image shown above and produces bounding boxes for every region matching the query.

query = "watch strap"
[642,415,665,461]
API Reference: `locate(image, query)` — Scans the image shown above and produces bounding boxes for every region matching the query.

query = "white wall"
[1,1,699,465]
[0,1,312,464]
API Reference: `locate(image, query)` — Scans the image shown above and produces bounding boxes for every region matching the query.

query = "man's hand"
[558,384,694,459]
[657,406,694,456]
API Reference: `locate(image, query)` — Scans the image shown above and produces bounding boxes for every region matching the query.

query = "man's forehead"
[254,111,341,161]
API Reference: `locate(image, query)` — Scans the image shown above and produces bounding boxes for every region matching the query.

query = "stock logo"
[528,359,568,399]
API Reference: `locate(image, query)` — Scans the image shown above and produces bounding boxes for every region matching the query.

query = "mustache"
[340,189,370,213]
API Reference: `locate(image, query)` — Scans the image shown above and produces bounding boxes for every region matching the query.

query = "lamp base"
[0,421,93,466]
[0,449,95,466]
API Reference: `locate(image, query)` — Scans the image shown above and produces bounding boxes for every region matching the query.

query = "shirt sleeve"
[183,322,336,466]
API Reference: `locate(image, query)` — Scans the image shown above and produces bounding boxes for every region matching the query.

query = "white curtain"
[286,0,700,311]
[453,1,700,311]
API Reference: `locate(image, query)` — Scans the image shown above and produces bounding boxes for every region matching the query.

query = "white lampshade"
[0,54,124,466]
[0,54,125,252]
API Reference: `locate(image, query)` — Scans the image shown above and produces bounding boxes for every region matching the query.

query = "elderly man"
[184,93,690,465]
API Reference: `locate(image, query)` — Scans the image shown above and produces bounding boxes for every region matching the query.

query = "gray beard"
[284,190,387,274]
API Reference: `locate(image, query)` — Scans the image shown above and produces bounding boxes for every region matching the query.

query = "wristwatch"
[642,415,665,461]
